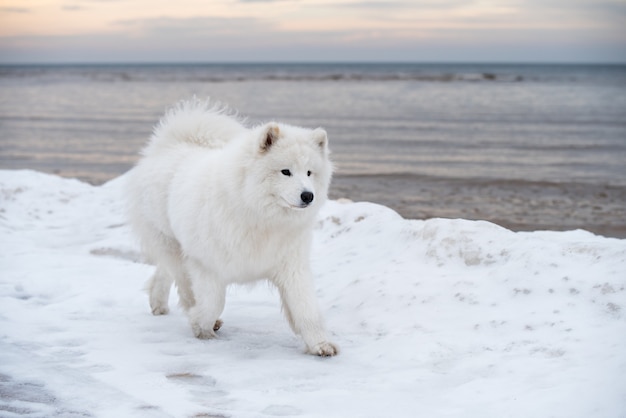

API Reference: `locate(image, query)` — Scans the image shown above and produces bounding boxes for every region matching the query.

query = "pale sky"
[0,0,625,63]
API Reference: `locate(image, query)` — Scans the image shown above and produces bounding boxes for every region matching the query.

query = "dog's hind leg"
[148,267,174,315]
[146,236,185,316]
[175,270,195,312]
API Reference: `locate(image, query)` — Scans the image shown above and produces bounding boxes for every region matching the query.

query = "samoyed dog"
[126,99,338,356]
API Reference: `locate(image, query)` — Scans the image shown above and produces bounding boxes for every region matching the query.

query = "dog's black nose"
[301,191,314,205]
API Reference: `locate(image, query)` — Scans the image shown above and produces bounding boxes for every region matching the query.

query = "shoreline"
[2,167,624,239]
[330,174,626,239]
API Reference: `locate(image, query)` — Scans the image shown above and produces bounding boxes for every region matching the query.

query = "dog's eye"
[281,169,292,176]
[307,171,312,177]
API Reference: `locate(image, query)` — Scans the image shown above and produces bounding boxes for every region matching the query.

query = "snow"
[1,169,625,418]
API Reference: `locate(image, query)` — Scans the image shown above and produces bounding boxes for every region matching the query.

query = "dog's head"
[244,122,333,219]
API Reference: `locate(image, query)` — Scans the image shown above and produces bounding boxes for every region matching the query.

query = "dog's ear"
[260,123,280,152]
[312,128,328,152]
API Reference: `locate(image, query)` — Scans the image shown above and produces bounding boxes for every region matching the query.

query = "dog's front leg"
[185,259,226,339]
[273,267,339,356]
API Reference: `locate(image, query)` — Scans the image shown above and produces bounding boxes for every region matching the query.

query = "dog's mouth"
[281,198,310,210]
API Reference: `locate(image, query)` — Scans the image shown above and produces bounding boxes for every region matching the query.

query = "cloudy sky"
[0,0,625,63]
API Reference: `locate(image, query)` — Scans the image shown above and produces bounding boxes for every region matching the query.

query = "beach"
[1,63,625,237]
[331,174,626,237]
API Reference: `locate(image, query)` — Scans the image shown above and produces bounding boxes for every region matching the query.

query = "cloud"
[2,25,623,64]
[332,0,467,10]
[113,16,275,39]
[62,5,85,11]
[238,0,296,2]
[525,0,626,15]
[0,5,624,64]
[0,7,31,13]
[115,16,256,29]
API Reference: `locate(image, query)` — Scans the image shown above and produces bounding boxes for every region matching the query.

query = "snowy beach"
[1,169,625,417]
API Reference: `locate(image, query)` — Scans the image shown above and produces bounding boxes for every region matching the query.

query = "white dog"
[126,99,338,356]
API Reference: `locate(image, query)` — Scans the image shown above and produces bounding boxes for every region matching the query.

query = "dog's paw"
[151,305,169,315]
[213,319,223,332]
[310,341,339,357]
[192,324,217,339]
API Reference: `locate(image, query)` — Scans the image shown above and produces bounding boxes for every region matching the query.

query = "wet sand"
[331,174,626,239]
[4,164,625,239]
[2,164,624,239]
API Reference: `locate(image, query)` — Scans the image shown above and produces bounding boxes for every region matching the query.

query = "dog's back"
[142,99,246,157]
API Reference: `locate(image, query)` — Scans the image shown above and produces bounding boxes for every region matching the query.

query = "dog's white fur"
[126,99,338,356]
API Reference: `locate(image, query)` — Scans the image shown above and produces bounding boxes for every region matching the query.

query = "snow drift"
[1,170,625,418]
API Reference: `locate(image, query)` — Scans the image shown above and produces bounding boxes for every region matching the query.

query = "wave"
[3,63,624,84]
[0,65,534,84]
[1,72,524,83]
[172,72,525,83]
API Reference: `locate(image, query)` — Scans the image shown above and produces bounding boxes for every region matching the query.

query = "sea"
[1,63,625,236]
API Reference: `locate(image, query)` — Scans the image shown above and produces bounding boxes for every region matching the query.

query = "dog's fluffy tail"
[142,98,245,155]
